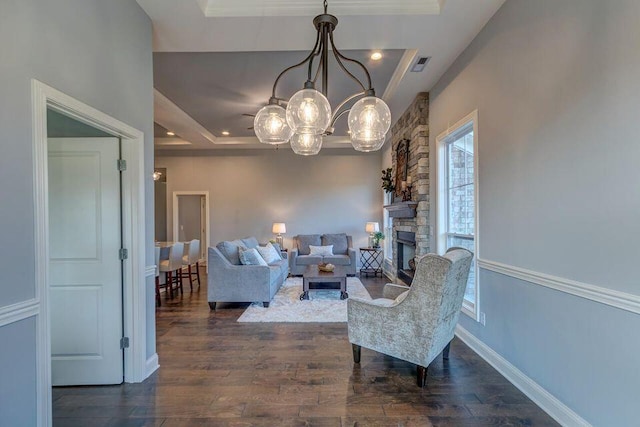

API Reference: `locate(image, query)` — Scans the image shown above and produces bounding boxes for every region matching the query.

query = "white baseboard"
[455,325,590,427]
[145,353,159,379]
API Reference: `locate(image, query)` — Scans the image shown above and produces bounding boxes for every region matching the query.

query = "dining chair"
[181,239,201,291]
[159,242,184,298]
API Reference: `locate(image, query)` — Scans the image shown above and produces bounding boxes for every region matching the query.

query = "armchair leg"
[208,302,216,311]
[417,365,428,388]
[443,341,451,360]
[263,302,270,308]
[352,344,361,363]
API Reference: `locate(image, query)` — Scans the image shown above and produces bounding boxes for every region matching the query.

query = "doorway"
[32,80,148,425]
[172,191,210,262]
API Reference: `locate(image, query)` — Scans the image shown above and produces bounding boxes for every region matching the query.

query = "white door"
[48,138,124,385]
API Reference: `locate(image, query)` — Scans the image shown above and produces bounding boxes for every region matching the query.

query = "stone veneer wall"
[389,93,430,278]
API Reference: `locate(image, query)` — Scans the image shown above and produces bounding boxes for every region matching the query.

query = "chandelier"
[254,0,391,155]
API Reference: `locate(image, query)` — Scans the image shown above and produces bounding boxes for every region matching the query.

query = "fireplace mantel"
[384,201,418,218]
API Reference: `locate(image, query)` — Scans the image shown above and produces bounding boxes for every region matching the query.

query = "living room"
[2,0,638,426]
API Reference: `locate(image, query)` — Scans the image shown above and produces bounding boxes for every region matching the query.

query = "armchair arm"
[383,283,410,300]
[348,247,356,267]
[289,247,298,266]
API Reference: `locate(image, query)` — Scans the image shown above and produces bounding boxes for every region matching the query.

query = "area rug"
[237,276,372,323]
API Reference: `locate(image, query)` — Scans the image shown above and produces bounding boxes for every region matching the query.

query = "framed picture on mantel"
[395,139,409,200]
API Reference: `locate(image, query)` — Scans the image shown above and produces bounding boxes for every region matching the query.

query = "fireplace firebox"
[396,231,416,284]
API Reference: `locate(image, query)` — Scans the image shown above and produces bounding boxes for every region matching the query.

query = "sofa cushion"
[323,255,351,266]
[242,236,260,249]
[322,233,349,255]
[309,245,333,256]
[256,242,281,264]
[216,239,247,265]
[296,255,323,265]
[239,247,267,266]
[297,234,321,255]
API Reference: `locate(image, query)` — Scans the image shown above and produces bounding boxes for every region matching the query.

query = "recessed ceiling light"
[370,51,383,61]
[166,131,175,136]
[221,131,230,136]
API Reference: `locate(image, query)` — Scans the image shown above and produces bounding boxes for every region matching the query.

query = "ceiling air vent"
[410,56,431,73]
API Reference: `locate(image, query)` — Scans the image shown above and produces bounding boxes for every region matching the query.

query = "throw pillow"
[256,242,281,264]
[239,247,268,266]
[309,245,333,256]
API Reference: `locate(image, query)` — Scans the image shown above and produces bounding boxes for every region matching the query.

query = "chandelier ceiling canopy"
[254,0,392,155]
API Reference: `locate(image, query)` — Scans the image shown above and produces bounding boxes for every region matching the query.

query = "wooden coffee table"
[300,265,348,300]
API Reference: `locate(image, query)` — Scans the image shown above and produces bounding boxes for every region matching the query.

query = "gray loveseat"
[289,233,356,276]
[208,236,288,310]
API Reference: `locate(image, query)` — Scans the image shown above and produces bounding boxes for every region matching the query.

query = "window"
[436,111,479,320]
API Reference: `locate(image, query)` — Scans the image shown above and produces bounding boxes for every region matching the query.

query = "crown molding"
[198,0,444,17]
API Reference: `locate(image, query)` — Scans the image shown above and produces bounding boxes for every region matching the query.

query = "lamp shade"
[272,223,286,234]
[365,222,379,233]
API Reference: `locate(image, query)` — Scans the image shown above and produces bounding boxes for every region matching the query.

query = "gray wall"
[429,0,640,425]
[155,149,383,262]
[0,0,154,422]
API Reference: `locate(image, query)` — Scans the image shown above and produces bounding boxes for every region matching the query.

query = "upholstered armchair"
[347,247,473,387]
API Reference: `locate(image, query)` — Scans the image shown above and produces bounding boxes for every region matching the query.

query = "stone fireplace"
[386,93,431,284]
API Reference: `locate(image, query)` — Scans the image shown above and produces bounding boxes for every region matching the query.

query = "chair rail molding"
[145,265,157,277]
[455,325,591,426]
[478,258,640,315]
[0,299,39,327]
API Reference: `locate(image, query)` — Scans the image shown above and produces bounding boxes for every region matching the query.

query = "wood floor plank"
[52,269,558,426]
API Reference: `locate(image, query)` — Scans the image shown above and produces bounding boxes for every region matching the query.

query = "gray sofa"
[208,236,288,310]
[289,233,356,276]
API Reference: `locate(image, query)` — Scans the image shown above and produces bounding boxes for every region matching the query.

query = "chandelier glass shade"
[254,104,293,144]
[348,96,391,152]
[290,133,323,156]
[254,0,391,155]
[286,89,332,135]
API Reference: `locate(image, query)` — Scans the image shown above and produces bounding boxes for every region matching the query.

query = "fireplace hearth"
[396,231,416,285]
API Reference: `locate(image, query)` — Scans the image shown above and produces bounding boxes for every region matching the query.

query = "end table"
[359,247,383,277]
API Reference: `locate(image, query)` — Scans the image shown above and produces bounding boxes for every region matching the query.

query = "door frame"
[32,80,148,426]
[172,190,210,262]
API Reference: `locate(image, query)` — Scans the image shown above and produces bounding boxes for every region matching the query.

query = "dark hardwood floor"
[53,270,558,426]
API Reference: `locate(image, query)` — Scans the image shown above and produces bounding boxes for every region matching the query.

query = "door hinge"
[117,159,127,171]
[120,337,130,349]
[119,248,128,260]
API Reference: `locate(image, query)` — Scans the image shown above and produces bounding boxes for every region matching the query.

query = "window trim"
[436,110,480,321]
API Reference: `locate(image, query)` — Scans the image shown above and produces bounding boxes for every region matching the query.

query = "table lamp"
[365,222,379,248]
[272,223,286,247]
